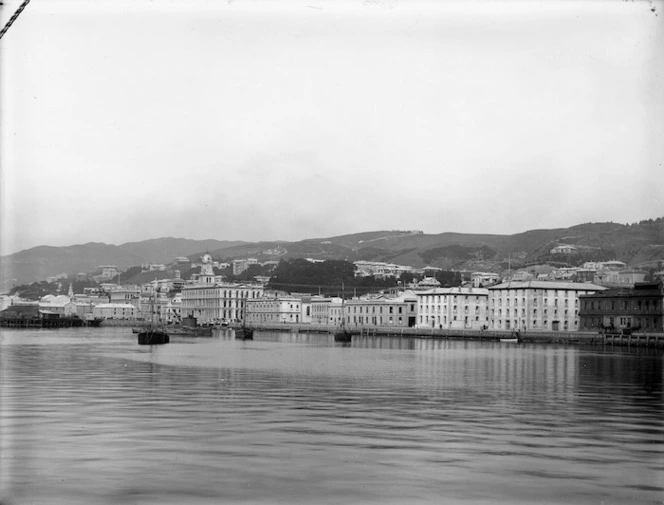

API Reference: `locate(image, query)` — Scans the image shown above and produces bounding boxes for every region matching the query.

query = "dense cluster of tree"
[266,259,463,296]
[8,278,98,300]
[432,270,463,287]
[227,263,275,282]
[267,259,397,297]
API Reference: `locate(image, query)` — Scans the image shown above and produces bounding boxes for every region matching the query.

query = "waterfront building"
[416,287,489,330]
[181,282,264,324]
[344,291,417,328]
[578,282,664,332]
[309,296,343,325]
[39,295,71,316]
[65,301,94,318]
[138,292,169,322]
[245,295,303,325]
[488,281,606,331]
[109,286,141,309]
[163,295,182,324]
[93,303,137,320]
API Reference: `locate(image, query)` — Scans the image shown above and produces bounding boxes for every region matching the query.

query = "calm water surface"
[1,327,662,504]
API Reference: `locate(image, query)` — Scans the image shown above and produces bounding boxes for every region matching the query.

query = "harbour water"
[1,328,662,504]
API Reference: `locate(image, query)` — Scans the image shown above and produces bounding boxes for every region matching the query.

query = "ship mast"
[0,0,31,40]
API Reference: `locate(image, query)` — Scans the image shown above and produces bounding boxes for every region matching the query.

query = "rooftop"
[489,281,607,291]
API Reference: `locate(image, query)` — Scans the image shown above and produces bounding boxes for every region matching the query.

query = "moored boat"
[137,327,170,345]
[235,325,254,340]
[137,287,169,345]
[333,327,352,343]
[500,331,521,343]
[169,325,214,336]
[332,283,351,343]
[86,317,104,327]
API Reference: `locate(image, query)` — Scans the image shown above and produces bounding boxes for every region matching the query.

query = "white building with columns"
[181,282,264,324]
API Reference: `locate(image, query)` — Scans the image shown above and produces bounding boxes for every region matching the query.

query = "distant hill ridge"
[1,219,663,288]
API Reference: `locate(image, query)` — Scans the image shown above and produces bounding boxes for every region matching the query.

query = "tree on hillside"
[267,259,356,295]
[434,270,463,287]
[10,281,61,300]
[64,279,99,294]
[229,264,274,282]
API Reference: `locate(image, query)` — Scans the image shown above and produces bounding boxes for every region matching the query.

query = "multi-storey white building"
[245,295,303,325]
[416,287,489,330]
[310,296,343,325]
[181,283,264,324]
[93,303,137,320]
[353,261,414,279]
[163,295,182,324]
[344,291,418,328]
[109,286,141,309]
[488,281,606,332]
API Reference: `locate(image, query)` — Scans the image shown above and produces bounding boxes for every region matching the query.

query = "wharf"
[0,317,86,328]
[248,323,664,348]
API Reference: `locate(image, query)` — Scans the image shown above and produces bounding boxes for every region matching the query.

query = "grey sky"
[1,0,662,256]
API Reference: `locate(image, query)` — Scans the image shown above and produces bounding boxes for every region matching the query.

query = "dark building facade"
[579,282,664,332]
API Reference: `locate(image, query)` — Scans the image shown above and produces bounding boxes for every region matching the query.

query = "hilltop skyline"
[2,0,662,256]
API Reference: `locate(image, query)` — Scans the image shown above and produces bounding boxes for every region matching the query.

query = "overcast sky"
[1,0,662,256]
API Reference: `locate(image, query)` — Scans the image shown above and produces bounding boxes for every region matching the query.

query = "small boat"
[168,325,213,336]
[87,317,104,327]
[333,284,351,343]
[137,327,170,345]
[235,325,254,340]
[334,327,352,343]
[500,331,521,343]
[137,288,169,345]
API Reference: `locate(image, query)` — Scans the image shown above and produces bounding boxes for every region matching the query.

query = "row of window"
[583,299,662,311]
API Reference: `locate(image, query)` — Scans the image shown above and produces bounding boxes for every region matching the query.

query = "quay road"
[236,322,664,348]
[13,317,660,348]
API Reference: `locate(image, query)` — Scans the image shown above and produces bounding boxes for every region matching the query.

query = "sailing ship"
[234,303,254,340]
[333,284,351,342]
[234,324,254,340]
[138,285,169,345]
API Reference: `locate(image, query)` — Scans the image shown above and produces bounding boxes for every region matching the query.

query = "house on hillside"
[550,245,578,255]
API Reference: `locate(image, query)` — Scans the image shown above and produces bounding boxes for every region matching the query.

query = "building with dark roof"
[578,282,664,333]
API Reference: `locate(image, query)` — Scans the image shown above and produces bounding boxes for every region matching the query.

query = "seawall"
[242,322,664,348]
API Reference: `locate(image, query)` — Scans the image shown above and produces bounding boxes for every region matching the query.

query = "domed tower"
[200,254,215,284]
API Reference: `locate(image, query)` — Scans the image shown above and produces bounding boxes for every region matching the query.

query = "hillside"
[0,238,244,289]
[2,219,663,290]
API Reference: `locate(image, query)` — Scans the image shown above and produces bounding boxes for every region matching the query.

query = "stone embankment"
[243,322,664,348]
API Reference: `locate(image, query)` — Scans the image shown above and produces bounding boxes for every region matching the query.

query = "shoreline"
[242,323,664,348]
